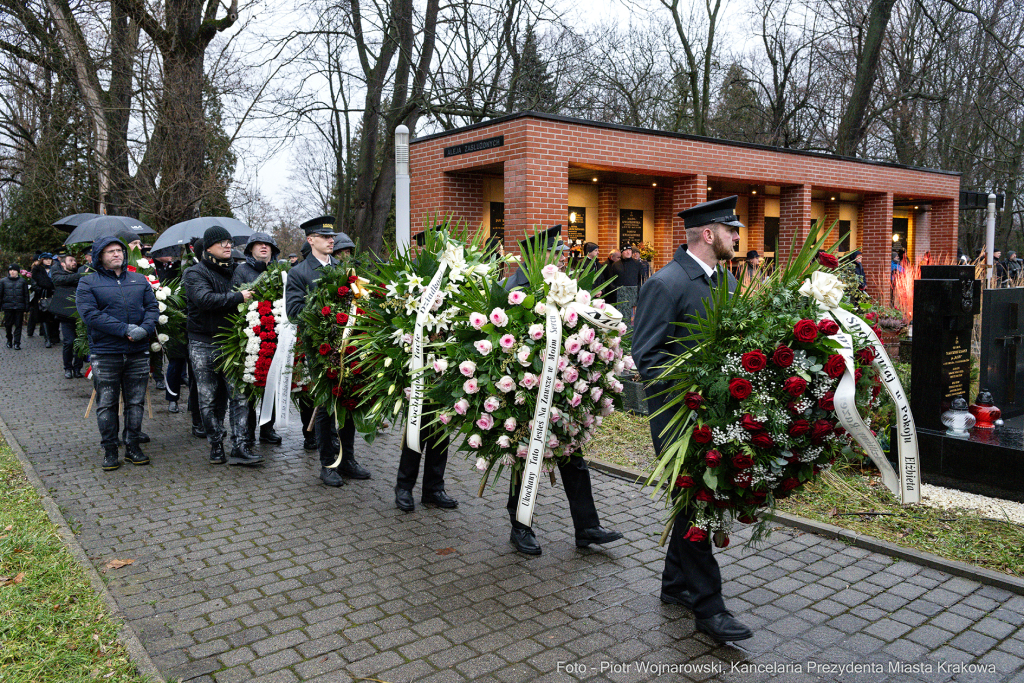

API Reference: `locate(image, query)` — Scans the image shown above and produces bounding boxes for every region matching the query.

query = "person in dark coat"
[632,195,752,645]
[181,237,205,434]
[502,225,623,556]
[1,263,30,349]
[286,216,371,487]
[851,250,867,292]
[28,253,57,346]
[595,250,620,303]
[183,225,262,467]
[612,244,644,288]
[231,232,284,448]
[394,227,458,513]
[50,253,86,377]
[76,236,160,471]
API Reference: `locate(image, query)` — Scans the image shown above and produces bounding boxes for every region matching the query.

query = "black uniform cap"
[300,215,336,236]
[517,224,567,252]
[678,195,745,229]
[413,224,446,247]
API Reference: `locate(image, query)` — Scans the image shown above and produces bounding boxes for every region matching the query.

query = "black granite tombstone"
[979,287,1024,424]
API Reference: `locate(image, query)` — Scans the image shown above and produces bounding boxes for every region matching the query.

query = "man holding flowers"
[632,195,753,643]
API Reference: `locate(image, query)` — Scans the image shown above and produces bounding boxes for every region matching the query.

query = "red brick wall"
[653,187,674,271]
[823,201,840,249]
[861,192,893,302]
[930,199,959,261]
[598,185,617,261]
[779,184,812,263]
[748,195,765,255]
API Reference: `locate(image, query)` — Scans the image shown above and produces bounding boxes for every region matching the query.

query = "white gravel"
[919,483,1024,524]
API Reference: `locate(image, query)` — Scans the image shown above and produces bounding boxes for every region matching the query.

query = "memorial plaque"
[941,331,971,401]
[490,202,504,243]
[979,288,1024,420]
[567,207,586,245]
[619,209,643,248]
[444,135,504,158]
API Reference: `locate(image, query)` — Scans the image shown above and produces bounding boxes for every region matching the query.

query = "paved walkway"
[3,337,1024,683]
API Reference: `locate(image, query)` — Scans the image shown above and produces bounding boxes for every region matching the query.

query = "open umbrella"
[52,213,101,234]
[64,215,156,245]
[149,217,252,255]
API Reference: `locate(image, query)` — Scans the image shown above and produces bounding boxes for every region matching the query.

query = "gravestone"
[979,288,1024,426]
[904,265,1024,492]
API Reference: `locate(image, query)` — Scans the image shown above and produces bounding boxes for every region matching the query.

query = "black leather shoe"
[137,432,150,444]
[510,527,542,555]
[102,447,120,471]
[320,467,344,487]
[339,460,371,479]
[695,612,753,643]
[12,344,20,351]
[228,445,264,466]
[168,401,179,413]
[64,370,73,379]
[192,424,207,438]
[395,488,415,511]
[44,340,52,348]
[72,369,84,378]
[259,428,283,445]
[5,341,11,348]
[303,437,317,451]
[660,591,695,610]
[154,377,166,390]
[125,443,150,466]
[575,526,624,548]
[421,490,458,509]
[209,442,227,465]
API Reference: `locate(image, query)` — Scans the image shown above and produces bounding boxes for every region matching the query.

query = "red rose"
[871,325,884,338]
[824,354,846,378]
[342,398,358,410]
[751,432,775,448]
[732,473,751,489]
[318,343,331,355]
[783,376,808,397]
[675,475,695,489]
[857,347,875,364]
[740,413,762,431]
[772,346,794,367]
[693,425,713,444]
[331,386,342,396]
[695,489,714,502]
[336,312,349,325]
[786,401,803,414]
[855,369,863,381]
[834,426,846,437]
[818,252,839,269]
[684,392,704,410]
[781,477,801,491]
[356,307,365,315]
[345,345,357,355]
[793,319,818,343]
[872,384,882,399]
[737,514,758,524]
[705,450,722,467]
[326,368,339,379]
[732,454,754,469]
[257,301,272,314]
[816,391,834,411]
[817,319,840,335]
[741,350,768,373]
[788,419,810,436]
[865,312,878,323]
[811,419,833,441]
[684,527,708,543]
[728,378,753,400]
[348,275,358,284]
[337,286,350,298]
[321,305,331,316]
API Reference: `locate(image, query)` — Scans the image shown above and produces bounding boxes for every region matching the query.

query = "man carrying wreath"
[632,195,753,644]
[286,215,371,487]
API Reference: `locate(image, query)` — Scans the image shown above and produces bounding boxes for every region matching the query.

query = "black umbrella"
[150,217,252,255]
[52,213,101,234]
[63,215,157,245]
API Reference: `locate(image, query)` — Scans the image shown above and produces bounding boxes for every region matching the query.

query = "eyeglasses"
[216,239,233,248]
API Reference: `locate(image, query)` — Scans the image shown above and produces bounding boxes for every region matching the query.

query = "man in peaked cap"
[502,223,623,556]
[286,215,371,487]
[632,195,752,644]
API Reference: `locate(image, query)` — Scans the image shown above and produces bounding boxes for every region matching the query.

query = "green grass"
[0,437,150,683]
[585,411,1024,578]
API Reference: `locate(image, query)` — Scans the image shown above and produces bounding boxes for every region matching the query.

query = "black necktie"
[710,268,719,286]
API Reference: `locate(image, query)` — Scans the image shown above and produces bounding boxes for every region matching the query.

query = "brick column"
[673,174,708,247]
[504,157,568,258]
[929,198,959,261]
[778,184,812,264]
[440,173,484,232]
[653,187,675,270]
[598,185,617,260]
[861,192,893,303]
[747,195,765,255]
[912,209,931,263]
[823,200,840,249]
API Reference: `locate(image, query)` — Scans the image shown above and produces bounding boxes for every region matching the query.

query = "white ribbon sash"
[830,309,920,504]
[258,271,294,427]
[407,262,449,453]
[575,300,624,331]
[516,305,563,527]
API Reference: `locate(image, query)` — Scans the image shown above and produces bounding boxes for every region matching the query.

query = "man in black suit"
[632,195,753,644]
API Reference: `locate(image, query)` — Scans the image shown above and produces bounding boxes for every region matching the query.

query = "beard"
[711,230,736,262]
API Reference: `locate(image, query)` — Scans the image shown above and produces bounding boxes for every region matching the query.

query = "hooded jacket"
[76,235,160,354]
[231,232,280,287]
[49,259,84,319]
[183,250,243,343]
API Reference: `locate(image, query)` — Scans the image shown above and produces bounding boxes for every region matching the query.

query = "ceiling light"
[707,186,713,191]
[751,189,757,195]
[652,182,657,187]
[830,196,836,201]
[892,234,900,242]
[592,177,598,182]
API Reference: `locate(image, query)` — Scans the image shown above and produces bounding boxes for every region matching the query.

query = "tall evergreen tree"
[508,26,558,113]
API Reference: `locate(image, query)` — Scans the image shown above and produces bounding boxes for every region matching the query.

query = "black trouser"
[165,357,186,403]
[151,352,163,382]
[28,304,56,341]
[396,420,449,495]
[298,395,315,444]
[58,318,83,372]
[4,310,24,346]
[647,389,726,620]
[189,340,247,449]
[315,408,355,468]
[92,352,149,449]
[186,352,201,427]
[506,455,600,532]
[246,404,276,443]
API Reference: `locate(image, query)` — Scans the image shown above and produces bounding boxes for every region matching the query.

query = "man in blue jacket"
[77,235,160,471]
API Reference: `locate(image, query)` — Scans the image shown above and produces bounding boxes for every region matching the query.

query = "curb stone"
[587,456,1024,597]
[0,414,167,683]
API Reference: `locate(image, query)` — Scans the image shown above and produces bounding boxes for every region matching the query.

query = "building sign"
[567,207,586,245]
[619,209,644,248]
[490,202,505,243]
[444,135,504,158]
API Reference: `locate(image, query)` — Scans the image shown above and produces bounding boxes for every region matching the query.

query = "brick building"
[409,112,961,303]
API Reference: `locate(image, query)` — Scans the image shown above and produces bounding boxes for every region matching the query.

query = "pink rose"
[581,327,596,344]
[496,375,516,393]
[528,324,544,340]
[432,358,448,374]
[497,435,512,448]
[476,413,494,430]
[570,393,583,408]
[562,366,579,383]
[557,356,569,371]
[469,312,487,330]
[438,412,452,425]
[504,417,517,431]
[516,347,532,366]
[489,308,509,327]
[454,398,469,415]
[474,339,493,356]
[507,290,526,306]
[547,435,559,448]
[590,387,603,402]
[499,334,516,350]
[563,308,579,327]
[554,379,565,393]
[520,373,538,389]
[565,337,583,355]
[459,360,477,377]
[579,351,596,367]
[463,378,480,394]
[468,434,482,448]
[516,444,528,458]
[598,348,615,363]
[483,396,501,412]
